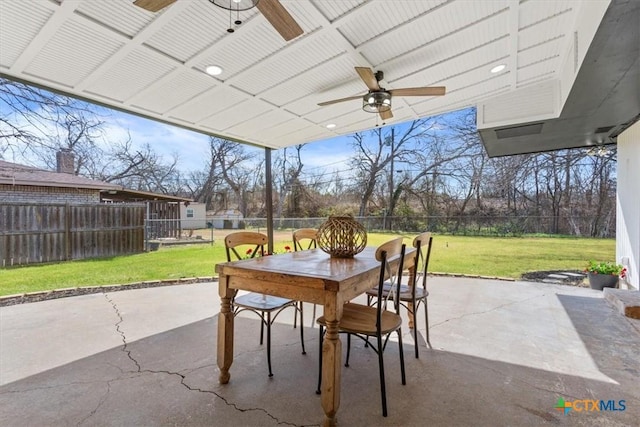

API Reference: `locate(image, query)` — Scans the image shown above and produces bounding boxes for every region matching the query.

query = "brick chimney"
[56,150,75,174]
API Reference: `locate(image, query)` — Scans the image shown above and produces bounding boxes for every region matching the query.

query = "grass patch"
[0,234,614,297]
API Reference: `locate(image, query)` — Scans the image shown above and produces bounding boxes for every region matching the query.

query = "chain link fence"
[143,214,613,251]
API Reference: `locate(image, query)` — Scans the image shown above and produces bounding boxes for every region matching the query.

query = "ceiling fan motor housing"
[363,91,392,113]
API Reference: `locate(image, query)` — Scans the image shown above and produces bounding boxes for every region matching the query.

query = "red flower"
[246,248,253,255]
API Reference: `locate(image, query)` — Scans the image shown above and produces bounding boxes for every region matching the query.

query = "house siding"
[617,121,640,290]
[0,184,100,204]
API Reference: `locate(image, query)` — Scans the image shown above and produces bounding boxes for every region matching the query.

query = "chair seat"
[366,282,429,301]
[234,293,295,311]
[317,303,402,335]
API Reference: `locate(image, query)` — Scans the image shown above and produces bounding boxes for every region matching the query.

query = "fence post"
[145,202,150,251]
[64,203,71,261]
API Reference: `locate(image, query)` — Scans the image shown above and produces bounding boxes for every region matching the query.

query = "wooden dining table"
[215,245,416,426]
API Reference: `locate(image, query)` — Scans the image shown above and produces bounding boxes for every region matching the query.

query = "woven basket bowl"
[317,216,367,258]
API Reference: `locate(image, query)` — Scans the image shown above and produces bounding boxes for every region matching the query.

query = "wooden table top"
[216,246,414,293]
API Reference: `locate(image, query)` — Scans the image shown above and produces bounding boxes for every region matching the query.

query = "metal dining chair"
[366,232,433,357]
[292,228,318,327]
[316,237,407,417]
[224,231,305,377]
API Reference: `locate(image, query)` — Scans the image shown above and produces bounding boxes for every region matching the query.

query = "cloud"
[105,111,211,171]
[300,135,354,173]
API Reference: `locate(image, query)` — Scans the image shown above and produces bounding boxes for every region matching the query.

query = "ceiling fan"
[133,0,303,41]
[318,67,446,120]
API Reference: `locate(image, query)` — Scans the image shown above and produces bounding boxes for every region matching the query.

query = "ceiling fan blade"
[133,0,176,12]
[318,95,364,106]
[257,0,304,41]
[380,109,393,120]
[355,67,380,91]
[389,87,446,97]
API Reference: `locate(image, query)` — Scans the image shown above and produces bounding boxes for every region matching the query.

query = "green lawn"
[0,234,614,297]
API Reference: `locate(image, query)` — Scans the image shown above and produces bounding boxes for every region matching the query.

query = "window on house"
[186,209,194,218]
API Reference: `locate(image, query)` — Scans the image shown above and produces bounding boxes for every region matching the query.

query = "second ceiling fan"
[318,67,446,120]
[133,0,303,41]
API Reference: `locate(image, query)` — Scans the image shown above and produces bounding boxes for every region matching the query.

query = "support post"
[265,147,274,254]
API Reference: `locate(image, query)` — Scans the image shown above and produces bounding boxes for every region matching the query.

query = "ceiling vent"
[495,123,544,139]
[594,125,615,134]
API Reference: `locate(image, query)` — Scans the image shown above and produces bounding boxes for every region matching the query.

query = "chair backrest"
[224,231,268,262]
[374,237,406,322]
[412,232,433,291]
[292,228,318,251]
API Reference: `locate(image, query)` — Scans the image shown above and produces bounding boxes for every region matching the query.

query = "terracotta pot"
[587,272,618,290]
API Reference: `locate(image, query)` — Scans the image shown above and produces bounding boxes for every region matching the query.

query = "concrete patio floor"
[1,277,639,426]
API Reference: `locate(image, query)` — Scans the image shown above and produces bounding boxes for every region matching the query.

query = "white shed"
[181,203,207,229]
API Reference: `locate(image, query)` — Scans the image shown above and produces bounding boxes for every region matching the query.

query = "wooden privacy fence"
[0,203,145,266]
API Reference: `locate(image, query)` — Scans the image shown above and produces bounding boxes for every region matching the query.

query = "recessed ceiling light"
[490,64,506,74]
[326,123,336,129]
[205,65,223,76]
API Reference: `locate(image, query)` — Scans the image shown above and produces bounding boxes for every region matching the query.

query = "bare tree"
[350,120,429,218]
[273,144,305,221]
[0,78,93,158]
[207,137,257,216]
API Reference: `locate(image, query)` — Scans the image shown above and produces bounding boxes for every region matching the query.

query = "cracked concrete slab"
[2,278,639,426]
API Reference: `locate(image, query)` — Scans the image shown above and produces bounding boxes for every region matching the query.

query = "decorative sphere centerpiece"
[317,215,367,258]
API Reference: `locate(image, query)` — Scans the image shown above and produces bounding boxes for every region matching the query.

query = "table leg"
[217,274,234,384]
[321,294,343,427]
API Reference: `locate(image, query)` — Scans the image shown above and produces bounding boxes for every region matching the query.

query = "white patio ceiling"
[0,0,611,150]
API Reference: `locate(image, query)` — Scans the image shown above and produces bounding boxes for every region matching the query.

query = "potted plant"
[585,260,627,290]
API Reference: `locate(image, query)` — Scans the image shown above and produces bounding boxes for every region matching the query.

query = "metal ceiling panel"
[338,0,450,48]
[391,37,511,91]
[232,32,345,97]
[24,17,124,88]
[306,97,368,125]
[518,0,574,30]
[243,119,316,146]
[225,109,293,141]
[310,0,367,22]
[358,1,508,67]
[374,16,509,87]
[85,47,176,102]
[130,72,216,115]
[0,0,618,154]
[199,100,272,131]
[76,0,152,38]
[261,53,360,107]
[518,16,569,52]
[516,65,555,87]
[0,1,53,68]
[144,1,234,62]
[169,85,248,124]
[517,53,558,76]
[278,0,322,34]
[412,77,511,115]
[195,22,286,80]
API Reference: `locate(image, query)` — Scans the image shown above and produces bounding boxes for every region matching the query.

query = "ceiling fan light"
[209,0,258,11]
[363,91,392,113]
[490,64,506,73]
